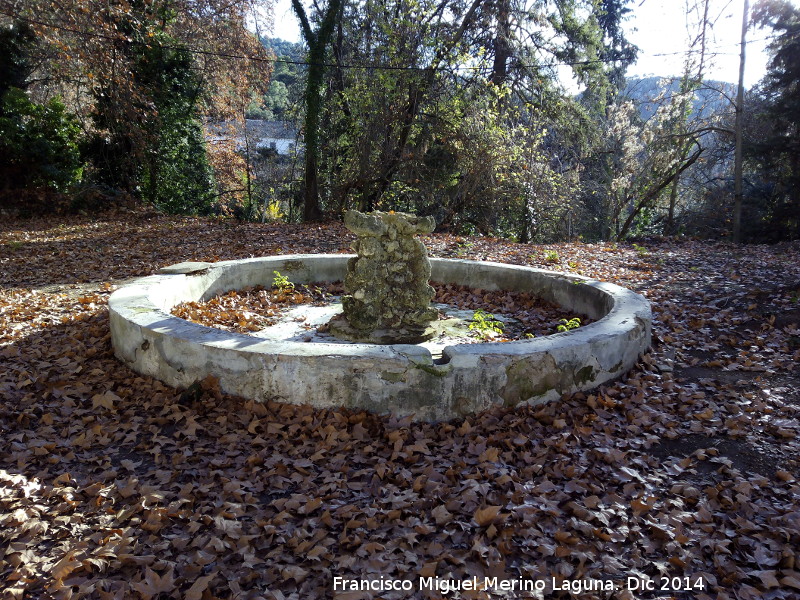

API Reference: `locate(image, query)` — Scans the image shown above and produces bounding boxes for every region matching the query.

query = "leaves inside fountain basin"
[171,281,594,342]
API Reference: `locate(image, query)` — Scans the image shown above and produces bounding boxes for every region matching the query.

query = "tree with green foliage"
[0,89,83,196]
[0,20,35,98]
[0,22,82,202]
[287,0,635,238]
[595,0,639,102]
[748,0,800,240]
[137,39,216,213]
[249,38,305,120]
[322,0,484,215]
[4,0,271,213]
[83,2,215,213]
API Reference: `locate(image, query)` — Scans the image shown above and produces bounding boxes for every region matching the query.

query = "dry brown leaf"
[131,567,176,600]
[51,550,80,581]
[474,505,502,527]
[780,572,800,589]
[750,570,781,589]
[419,561,438,577]
[91,390,119,410]
[184,573,216,600]
[432,505,453,526]
[303,497,323,514]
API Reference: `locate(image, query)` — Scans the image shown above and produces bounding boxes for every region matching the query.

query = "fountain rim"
[109,254,646,357]
[108,254,651,420]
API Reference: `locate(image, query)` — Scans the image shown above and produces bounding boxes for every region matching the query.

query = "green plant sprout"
[556,317,581,332]
[469,309,504,339]
[456,240,474,256]
[544,250,559,263]
[632,244,648,258]
[272,271,295,291]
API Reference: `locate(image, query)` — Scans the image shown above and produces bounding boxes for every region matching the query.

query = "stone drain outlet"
[109,255,651,421]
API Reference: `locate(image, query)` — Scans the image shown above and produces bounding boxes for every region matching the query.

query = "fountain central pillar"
[329,210,439,344]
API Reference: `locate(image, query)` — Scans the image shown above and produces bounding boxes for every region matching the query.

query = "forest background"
[0,0,798,244]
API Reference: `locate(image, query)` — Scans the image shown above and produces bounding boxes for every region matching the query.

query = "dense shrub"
[0,88,83,196]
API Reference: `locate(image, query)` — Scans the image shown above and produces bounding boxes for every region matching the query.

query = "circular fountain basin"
[109,255,651,421]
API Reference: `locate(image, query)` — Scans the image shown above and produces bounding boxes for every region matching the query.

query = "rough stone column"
[330,210,439,344]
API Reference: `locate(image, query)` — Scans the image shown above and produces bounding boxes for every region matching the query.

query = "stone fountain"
[108,210,652,421]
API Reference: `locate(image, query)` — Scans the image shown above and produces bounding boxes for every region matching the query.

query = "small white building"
[246,120,298,155]
[205,120,299,156]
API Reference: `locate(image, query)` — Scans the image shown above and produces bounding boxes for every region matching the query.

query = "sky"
[266,0,793,88]
[625,0,776,88]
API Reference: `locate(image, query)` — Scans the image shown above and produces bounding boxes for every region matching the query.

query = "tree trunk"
[666,174,679,235]
[490,0,511,87]
[665,0,710,236]
[292,0,343,222]
[301,54,325,221]
[732,0,749,243]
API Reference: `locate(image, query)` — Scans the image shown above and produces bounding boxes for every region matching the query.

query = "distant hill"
[260,37,305,65]
[248,38,306,121]
[623,76,736,121]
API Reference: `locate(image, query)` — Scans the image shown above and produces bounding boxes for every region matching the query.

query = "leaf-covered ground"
[1,209,799,600]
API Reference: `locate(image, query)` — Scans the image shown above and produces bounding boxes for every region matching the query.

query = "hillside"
[624,76,737,121]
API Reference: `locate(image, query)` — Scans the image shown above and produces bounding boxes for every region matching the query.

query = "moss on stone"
[574,365,597,384]
[380,371,407,383]
[501,356,560,406]
[413,363,450,377]
[281,260,305,272]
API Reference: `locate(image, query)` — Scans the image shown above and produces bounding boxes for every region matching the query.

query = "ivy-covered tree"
[290,0,345,221]
[82,4,215,213]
